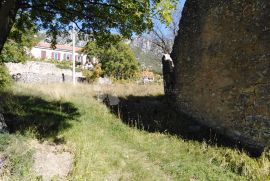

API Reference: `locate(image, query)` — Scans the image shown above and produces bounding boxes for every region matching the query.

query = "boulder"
[170,0,270,147]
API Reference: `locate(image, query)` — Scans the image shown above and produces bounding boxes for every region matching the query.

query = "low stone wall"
[5,61,82,83]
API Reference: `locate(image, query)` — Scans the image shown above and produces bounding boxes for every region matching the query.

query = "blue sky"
[151,0,186,36]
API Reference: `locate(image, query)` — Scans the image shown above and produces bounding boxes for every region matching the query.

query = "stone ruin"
[168,0,270,148]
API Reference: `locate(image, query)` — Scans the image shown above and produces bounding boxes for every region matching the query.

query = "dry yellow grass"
[15,82,164,100]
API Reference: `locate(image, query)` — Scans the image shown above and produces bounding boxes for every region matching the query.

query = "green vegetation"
[82,63,103,82]
[51,60,72,70]
[0,134,34,180]
[0,25,38,63]
[0,0,177,54]
[84,41,140,79]
[0,64,12,89]
[0,83,269,180]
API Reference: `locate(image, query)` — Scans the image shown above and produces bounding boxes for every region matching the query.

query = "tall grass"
[11,83,270,180]
[14,84,270,180]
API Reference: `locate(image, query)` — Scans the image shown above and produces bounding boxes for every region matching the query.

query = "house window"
[52,52,60,60]
[41,50,46,59]
[65,54,72,61]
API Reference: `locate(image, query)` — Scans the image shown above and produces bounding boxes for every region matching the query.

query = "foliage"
[54,60,72,70]
[142,1,183,54]
[0,134,34,180]
[0,25,38,63]
[0,64,12,89]
[83,41,140,79]
[101,43,140,79]
[82,64,103,82]
[1,0,177,49]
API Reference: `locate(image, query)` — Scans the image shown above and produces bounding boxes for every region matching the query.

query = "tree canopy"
[0,0,177,53]
[0,25,38,63]
[83,40,140,79]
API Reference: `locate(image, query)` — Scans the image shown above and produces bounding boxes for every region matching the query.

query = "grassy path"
[61,94,243,180]
[3,83,269,180]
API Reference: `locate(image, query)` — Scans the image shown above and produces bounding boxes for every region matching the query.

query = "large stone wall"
[170,0,270,147]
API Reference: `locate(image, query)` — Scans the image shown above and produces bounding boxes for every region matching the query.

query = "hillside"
[0,83,269,180]
[130,37,162,74]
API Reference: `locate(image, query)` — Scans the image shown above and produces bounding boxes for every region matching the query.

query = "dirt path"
[30,140,73,181]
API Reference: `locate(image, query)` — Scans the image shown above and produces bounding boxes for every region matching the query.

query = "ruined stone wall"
[170,0,270,147]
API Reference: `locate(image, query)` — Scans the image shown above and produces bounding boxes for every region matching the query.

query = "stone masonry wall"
[170,0,270,147]
[5,61,82,83]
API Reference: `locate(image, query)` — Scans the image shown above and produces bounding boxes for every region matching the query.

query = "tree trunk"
[0,0,18,53]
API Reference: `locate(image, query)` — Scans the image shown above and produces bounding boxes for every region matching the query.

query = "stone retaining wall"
[5,61,82,83]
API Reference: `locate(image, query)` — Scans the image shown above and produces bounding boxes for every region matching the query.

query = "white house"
[31,42,88,64]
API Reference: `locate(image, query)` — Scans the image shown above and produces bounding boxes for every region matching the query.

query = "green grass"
[0,134,34,180]
[1,83,270,180]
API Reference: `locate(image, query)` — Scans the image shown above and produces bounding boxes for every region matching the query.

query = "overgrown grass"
[1,83,270,180]
[0,134,34,180]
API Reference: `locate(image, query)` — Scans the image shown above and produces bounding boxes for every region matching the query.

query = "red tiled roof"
[141,71,154,78]
[36,42,82,52]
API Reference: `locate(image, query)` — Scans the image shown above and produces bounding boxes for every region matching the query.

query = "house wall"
[31,47,87,64]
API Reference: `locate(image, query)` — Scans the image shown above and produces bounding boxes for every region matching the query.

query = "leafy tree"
[83,41,140,79]
[0,0,177,53]
[0,26,38,62]
[0,64,11,89]
[144,1,183,54]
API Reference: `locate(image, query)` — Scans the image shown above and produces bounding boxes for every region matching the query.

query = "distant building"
[31,42,88,65]
[141,70,155,83]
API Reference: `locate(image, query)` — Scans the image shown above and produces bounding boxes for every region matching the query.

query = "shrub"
[83,40,140,80]
[0,64,12,89]
[83,64,103,83]
[100,43,140,80]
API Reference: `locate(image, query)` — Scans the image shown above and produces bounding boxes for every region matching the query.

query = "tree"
[0,64,11,89]
[83,41,140,79]
[0,0,177,54]
[0,25,38,62]
[146,2,183,54]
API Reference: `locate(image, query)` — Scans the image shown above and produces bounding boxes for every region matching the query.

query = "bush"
[0,64,12,89]
[100,43,140,80]
[83,64,103,83]
[83,40,140,80]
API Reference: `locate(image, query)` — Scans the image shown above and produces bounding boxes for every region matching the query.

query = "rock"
[97,77,112,85]
[162,54,175,96]
[98,94,120,106]
[170,0,270,147]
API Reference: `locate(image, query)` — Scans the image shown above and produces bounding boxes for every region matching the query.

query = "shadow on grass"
[106,95,264,157]
[0,92,80,140]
